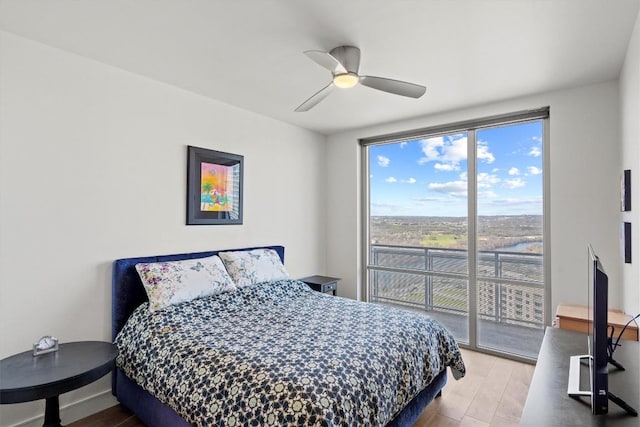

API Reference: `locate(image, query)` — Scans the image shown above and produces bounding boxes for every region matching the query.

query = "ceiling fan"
[295,45,426,112]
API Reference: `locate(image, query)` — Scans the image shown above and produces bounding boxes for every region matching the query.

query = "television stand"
[568,354,629,395]
[567,355,591,396]
[609,392,638,416]
[522,328,639,426]
[609,356,625,371]
[567,353,637,416]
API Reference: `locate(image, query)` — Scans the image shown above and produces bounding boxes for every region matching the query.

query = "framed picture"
[187,146,243,225]
[621,222,631,263]
[621,169,631,212]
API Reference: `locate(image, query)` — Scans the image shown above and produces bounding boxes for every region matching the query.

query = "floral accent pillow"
[135,255,236,312]
[218,249,289,287]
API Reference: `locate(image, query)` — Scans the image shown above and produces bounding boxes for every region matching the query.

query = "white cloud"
[428,180,467,197]
[490,197,543,206]
[445,137,468,163]
[403,177,417,184]
[527,166,542,175]
[434,163,458,171]
[412,196,457,203]
[477,173,500,189]
[418,135,494,170]
[399,141,407,148]
[385,176,397,183]
[477,140,495,164]
[418,136,445,164]
[492,168,500,173]
[377,155,390,167]
[427,171,500,198]
[529,147,541,157]
[508,167,520,176]
[478,191,498,198]
[503,178,526,189]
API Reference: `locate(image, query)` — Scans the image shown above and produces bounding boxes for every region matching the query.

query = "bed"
[112,245,465,426]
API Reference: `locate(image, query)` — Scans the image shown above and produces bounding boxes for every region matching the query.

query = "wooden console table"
[522,327,639,426]
[556,304,638,341]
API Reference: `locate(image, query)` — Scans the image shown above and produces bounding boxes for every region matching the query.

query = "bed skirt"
[114,368,447,427]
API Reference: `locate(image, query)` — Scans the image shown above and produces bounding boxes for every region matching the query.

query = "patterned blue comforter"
[115,280,465,426]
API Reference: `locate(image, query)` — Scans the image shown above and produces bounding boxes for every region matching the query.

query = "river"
[495,241,542,252]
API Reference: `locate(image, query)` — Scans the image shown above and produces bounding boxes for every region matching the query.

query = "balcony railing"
[369,244,545,329]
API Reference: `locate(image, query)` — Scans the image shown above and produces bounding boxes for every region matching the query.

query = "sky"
[369,121,543,217]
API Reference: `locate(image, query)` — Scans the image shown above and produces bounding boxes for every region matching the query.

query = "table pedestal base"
[43,396,62,427]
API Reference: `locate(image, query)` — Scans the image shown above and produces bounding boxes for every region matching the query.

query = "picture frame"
[622,222,631,264]
[620,169,631,212]
[186,146,243,225]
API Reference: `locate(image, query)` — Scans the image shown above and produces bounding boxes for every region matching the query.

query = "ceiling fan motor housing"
[329,46,361,75]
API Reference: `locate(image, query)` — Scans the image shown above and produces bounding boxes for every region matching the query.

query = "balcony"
[369,244,545,360]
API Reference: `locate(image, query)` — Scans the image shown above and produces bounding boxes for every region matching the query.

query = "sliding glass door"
[362,110,548,360]
[475,122,545,359]
[367,133,470,342]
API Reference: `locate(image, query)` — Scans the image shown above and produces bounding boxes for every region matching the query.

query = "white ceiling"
[1,0,638,135]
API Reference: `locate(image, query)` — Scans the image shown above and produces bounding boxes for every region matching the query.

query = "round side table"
[0,341,117,427]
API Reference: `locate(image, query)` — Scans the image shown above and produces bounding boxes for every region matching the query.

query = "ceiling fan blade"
[359,76,426,98]
[295,83,334,112]
[304,50,347,74]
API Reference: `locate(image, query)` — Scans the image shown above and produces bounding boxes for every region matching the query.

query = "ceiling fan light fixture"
[333,72,359,89]
[296,45,426,111]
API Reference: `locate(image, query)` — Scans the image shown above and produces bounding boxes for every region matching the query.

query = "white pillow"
[135,255,236,312]
[218,249,289,287]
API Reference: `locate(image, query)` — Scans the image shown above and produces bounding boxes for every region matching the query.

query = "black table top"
[299,275,340,285]
[0,341,117,404]
[521,327,639,426]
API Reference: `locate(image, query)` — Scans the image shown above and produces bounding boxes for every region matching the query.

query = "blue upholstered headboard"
[111,245,285,341]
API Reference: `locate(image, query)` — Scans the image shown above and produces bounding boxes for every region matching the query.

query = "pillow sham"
[218,248,289,287]
[135,255,236,312]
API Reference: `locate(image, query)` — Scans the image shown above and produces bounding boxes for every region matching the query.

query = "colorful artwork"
[187,146,243,225]
[200,162,232,212]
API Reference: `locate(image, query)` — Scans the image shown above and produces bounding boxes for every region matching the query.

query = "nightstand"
[299,275,340,295]
[0,341,118,427]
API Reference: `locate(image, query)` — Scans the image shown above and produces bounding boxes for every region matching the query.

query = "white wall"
[0,31,327,427]
[327,81,623,319]
[620,9,640,316]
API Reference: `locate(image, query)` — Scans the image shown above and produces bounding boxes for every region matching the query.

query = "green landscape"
[370,215,543,253]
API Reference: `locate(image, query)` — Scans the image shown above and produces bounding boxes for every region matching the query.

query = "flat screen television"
[567,245,637,416]
[587,245,609,413]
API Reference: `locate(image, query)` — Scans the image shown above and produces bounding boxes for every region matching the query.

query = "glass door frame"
[467,128,479,349]
[360,108,551,362]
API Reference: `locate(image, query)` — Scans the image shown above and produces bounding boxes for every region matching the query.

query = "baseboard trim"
[8,389,118,427]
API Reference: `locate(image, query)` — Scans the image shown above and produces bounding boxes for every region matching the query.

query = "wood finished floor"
[69,349,534,427]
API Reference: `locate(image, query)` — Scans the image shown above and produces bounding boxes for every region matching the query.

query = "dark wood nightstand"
[299,275,340,295]
[0,341,118,427]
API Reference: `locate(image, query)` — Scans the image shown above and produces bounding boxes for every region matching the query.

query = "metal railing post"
[494,252,501,323]
[370,246,376,302]
[425,248,433,311]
